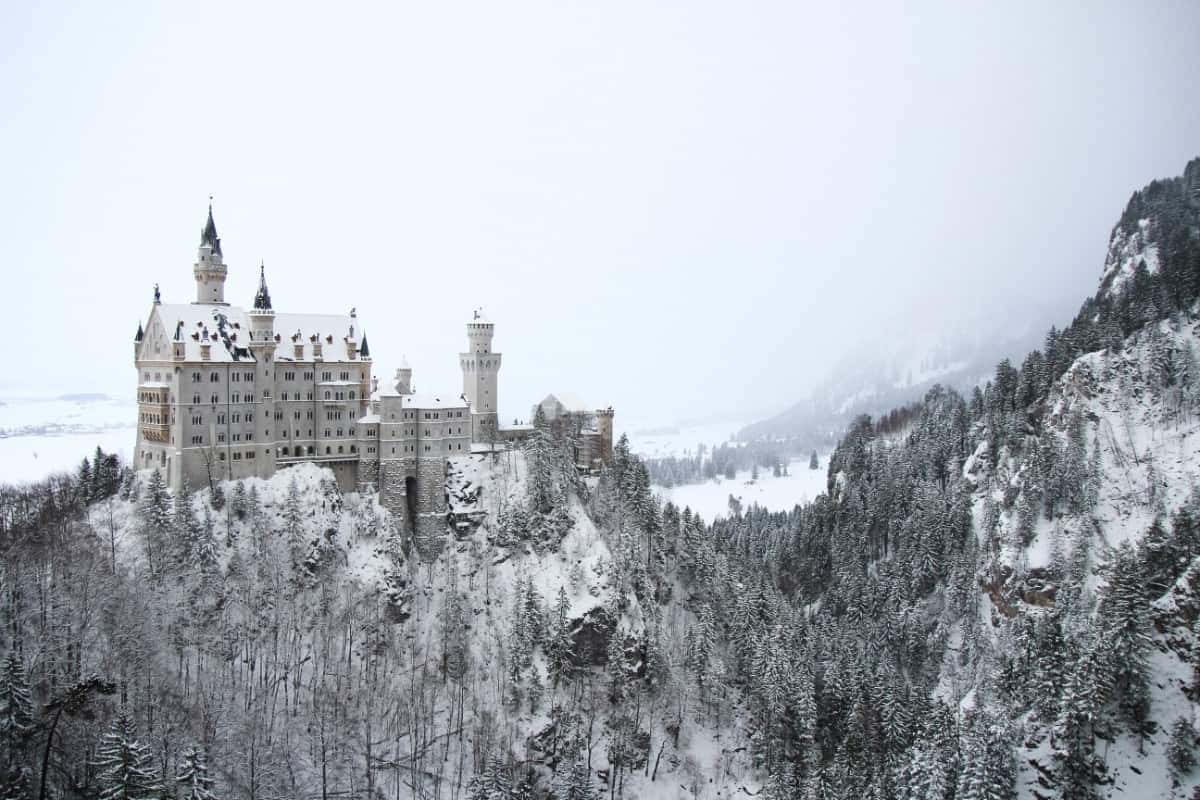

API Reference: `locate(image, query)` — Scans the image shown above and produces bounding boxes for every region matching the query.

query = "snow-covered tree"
[176,746,217,800]
[92,710,161,800]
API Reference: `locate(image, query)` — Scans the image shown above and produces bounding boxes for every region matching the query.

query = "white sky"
[3,1,1199,428]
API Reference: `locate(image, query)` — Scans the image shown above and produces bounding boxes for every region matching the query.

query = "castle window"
[210,394,218,404]
[282,447,289,455]
[232,373,239,382]
[219,452,225,461]
[325,392,331,400]
[192,394,201,404]
[210,373,219,382]
[233,452,241,460]
[350,445,356,453]
[338,446,344,454]
[192,372,201,382]
[349,391,355,400]
[247,450,255,459]
[325,447,331,454]
[218,414,225,424]
[217,433,225,442]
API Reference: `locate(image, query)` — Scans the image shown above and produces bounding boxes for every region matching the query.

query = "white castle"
[133,205,613,537]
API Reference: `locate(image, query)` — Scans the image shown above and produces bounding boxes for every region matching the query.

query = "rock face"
[570,606,615,667]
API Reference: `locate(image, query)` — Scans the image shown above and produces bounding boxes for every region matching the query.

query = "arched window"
[281,447,289,456]
[325,446,331,455]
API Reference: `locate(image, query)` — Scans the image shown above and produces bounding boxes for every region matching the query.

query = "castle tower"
[395,356,412,394]
[460,309,501,443]
[247,263,277,478]
[194,203,228,304]
[596,407,615,464]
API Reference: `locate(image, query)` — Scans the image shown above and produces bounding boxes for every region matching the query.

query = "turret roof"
[253,262,273,310]
[200,203,222,256]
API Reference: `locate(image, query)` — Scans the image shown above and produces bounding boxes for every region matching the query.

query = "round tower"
[460,308,501,443]
[193,202,228,304]
[248,263,277,478]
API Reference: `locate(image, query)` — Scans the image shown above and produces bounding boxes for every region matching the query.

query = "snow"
[0,393,134,434]
[1100,217,1161,297]
[0,393,136,484]
[0,428,133,485]
[625,418,745,461]
[144,303,362,363]
[656,456,830,522]
[400,392,467,409]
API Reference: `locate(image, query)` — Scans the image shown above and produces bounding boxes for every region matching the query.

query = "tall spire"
[253,261,273,310]
[200,200,222,256]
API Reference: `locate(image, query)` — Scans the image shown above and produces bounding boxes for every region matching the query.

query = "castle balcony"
[139,423,170,443]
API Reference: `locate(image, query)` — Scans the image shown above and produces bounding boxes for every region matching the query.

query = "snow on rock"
[1099,217,1160,297]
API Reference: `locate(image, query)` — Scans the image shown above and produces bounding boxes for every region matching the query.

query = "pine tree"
[547,587,575,688]
[93,710,161,800]
[1100,542,1152,736]
[809,451,819,470]
[1168,718,1196,787]
[139,469,172,574]
[282,477,305,551]
[173,480,201,570]
[468,755,514,800]
[526,407,562,515]
[176,746,217,800]
[552,760,596,800]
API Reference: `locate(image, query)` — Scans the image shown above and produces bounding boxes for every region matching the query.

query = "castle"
[133,205,614,537]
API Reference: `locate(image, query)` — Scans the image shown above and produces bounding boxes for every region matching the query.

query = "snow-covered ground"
[0,394,134,433]
[0,393,135,484]
[0,429,133,485]
[657,457,830,522]
[624,418,744,460]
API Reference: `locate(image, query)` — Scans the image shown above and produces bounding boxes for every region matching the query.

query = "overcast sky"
[2,1,1198,428]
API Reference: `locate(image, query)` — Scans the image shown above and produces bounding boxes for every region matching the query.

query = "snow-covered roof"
[539,392,591,415]
[144,304,364,364]
[399,392,467,410]
[357,413,381,425]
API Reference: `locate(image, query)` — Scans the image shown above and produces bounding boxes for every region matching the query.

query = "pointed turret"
[200,203,222,256]
[253,261,273,310]
[194,200,228,304]
[135,322,144,342]
[360,334,370,358]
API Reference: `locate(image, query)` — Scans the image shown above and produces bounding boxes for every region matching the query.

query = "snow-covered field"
[657,457,830,522]
[624,418,743,460]
[0,394,133,433]
[0,429,133,485]
[0,394,135,485]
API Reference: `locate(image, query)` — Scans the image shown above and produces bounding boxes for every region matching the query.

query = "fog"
[3,1,1198,429]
